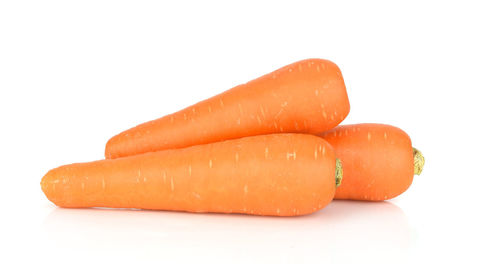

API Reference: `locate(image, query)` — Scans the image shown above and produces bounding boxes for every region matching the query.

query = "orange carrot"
[42,134,342,216]
[320,124,424,201]
[105,58,350,159]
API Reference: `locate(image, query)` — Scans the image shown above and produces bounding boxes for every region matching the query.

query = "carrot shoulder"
[105,58,350,159]
[320,123,424,201]
[42,134,341,216]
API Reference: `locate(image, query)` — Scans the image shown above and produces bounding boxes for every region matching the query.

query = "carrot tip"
[413,148,425,175]
[335,158,343,187]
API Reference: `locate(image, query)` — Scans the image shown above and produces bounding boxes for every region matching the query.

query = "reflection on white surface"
[43,201,413,263]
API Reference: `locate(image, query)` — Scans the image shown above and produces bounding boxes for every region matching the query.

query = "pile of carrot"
[41,58,424,216]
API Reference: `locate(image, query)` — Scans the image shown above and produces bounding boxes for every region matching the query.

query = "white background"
[1,1,499,263]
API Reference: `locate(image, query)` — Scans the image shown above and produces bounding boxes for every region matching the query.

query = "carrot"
[41,134,342,216]
[105,58,350,159]
[320,123,424,201]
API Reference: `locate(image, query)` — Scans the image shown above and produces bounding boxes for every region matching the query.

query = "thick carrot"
[42,134,342,216]
[105,58,349,159]
[320,123,424,201]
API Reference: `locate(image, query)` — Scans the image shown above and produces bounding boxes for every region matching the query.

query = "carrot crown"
[413,148,425,175]
[335,158,343,187]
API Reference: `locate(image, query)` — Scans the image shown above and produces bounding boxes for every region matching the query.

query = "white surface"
[1,1,499,263]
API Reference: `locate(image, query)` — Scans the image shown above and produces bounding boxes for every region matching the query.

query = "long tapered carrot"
[320,123,424,201]
[105,58,349,159]
[42,134,342,216]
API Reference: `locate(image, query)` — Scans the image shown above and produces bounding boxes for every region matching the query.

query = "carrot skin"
[320,124,415,201]
[42,134,337,216]
[105,58,349,159]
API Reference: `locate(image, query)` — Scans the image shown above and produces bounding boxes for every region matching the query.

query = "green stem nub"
[413,148,425,175]
[335,158,343,187]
